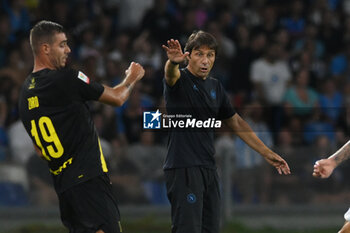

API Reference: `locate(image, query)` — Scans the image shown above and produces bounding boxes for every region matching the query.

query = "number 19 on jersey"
[30,116,64,161]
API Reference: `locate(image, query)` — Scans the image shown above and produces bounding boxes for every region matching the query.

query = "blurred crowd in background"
[1,0,350,207]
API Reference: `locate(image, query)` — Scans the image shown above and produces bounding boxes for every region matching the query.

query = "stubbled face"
[48,32,70,69]
[187,45,215,79]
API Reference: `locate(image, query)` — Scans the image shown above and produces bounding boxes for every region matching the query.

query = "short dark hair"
[29,20,65,55]
[184,30,218,55]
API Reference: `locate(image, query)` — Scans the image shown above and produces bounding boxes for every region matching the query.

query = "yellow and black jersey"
[19,68,107,194]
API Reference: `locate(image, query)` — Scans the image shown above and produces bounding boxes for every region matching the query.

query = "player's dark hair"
[184,30,218,55]
[30,20,65,55]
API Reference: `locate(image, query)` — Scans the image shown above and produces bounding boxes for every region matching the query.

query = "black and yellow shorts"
[58,174,122,233]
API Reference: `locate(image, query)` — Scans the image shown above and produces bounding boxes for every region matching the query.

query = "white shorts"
[344,208,350,222]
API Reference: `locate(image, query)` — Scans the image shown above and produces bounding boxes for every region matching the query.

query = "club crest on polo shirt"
[77,71,90,84]
[210,89,216,99]
[187,193,196,204]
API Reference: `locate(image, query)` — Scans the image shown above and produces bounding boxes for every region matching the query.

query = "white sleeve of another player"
[344,208,350,222]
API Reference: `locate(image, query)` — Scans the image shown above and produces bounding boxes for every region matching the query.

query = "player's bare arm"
[162,39,189,86]
[224,113,291,175]
[330,140,350,165]
[313,140,350,178]
[99,62,145,106]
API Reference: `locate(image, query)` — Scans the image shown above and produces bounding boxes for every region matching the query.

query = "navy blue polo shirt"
[163,68,235,169]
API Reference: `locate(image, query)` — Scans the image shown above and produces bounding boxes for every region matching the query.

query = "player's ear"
[41,43,50,55]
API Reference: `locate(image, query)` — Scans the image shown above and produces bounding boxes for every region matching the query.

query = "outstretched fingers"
[276,160,291,175]
[276,167,282,175]
[162,44,170,52]
[282,164,291,175]
[168,39,180,49]
[174,39,182,50]
[182,51,190,59]
[162,39,182,51]
[162,39,189,64]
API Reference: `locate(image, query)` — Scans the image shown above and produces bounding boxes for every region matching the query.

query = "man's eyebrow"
[193,48,215,52]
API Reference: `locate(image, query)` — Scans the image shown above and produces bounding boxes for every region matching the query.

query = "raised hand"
[264,152,291,175]
[313,159,336,178]
[162,39,189,64]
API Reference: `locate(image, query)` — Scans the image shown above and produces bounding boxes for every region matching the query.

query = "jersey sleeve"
[65,69,104,101]
[163,69,183,93]
[217,82,236,120]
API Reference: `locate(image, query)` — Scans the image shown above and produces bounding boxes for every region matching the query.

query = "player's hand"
[125,62,145,82]
[313,159,336,178]
[162,39,189,64]
[264,152,291,175]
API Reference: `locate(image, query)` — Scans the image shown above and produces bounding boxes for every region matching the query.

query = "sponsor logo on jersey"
[50,157,73,175]
[77,71,90,84]
[29,77,35,89]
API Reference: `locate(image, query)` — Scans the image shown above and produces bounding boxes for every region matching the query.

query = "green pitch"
[1,218,339,233]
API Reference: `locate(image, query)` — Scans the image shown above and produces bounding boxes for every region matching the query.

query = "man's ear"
[184,53,190,65]
[41,43,50,55]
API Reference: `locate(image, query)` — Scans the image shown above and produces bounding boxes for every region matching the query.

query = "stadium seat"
[0,181,28,206]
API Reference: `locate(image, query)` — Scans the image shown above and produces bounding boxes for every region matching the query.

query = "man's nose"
[202,56,209,64]
[66,46,71,54]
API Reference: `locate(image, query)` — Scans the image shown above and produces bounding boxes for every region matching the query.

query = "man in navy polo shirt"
[162,30,291,233]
